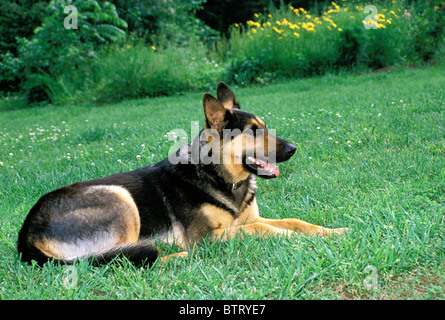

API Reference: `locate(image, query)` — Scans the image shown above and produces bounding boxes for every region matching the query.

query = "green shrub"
[0,51,24,92]
[109,0,218,47]
[50,41,225,104]
[0,1,48,92]
[14,0,127,102]
[227,56,265,86]
[335,26,364,69]
[0,1,48,55]
[223,1,444,85]
[408,2,445,62]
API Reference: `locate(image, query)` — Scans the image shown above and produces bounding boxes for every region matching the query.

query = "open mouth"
[245,156,280,179]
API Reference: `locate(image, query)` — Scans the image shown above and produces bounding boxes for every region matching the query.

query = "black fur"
[17,82,296,267]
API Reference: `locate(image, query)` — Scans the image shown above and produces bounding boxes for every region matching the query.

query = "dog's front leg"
[211,222,298,240]
[255,217,347,237]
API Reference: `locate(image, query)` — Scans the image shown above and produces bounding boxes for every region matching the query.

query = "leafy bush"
[335,25,364,69]
[196,0,335,34]
[110,0,218,47]
[50,41,225,104]
[408,2,445,62]
[0,1,48,55]
[224,1,444,85]
[7,0,127,102]
[0,51,24,92]
[226,56,265,86]
[0,1,49,92]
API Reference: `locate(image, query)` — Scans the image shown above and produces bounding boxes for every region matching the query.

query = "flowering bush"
[226,0,444,84]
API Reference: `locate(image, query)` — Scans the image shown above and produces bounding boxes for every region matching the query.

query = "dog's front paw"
[320,227,349,237]
[331,227,349,235]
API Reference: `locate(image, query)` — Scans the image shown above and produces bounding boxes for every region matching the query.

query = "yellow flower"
[294,32,300,37]
[273,26,283,34]
[306,14,311,19]
[268,14,272,18]
[302,22,315,32]
[251,28,257,34]
[377,23,386,29]
[247,20,260,27]
[267,21,271,27]
[234,23,239,27]
[386,19,392,24]
[254,13,259,18]
[276,20,282,25]
[151,46,156,51]
[338,28,343,31]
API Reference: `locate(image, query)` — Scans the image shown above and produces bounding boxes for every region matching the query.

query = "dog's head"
[201,82,296,182]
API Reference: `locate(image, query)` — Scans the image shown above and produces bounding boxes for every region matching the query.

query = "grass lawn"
[0,65,444,300]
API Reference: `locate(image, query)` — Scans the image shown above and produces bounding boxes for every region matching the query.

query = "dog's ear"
[217,82,240,110]
[203,93,228,133]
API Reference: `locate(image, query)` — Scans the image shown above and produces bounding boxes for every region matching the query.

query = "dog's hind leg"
[159,251,189,264]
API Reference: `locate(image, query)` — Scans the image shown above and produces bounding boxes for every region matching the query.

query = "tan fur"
[34,238,61,259]
[98,185,140,243]
[209,199,346,241]
[33,185,141,260]
[24,82,346,266]
[88,185,140,243]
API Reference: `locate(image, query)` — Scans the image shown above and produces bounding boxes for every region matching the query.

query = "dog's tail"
[84,242,159,267]
[18,240,159,268]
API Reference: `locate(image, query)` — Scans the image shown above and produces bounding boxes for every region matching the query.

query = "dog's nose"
[284,143,296,157]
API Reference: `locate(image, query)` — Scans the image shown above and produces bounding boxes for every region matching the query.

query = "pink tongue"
[252,158,280,177]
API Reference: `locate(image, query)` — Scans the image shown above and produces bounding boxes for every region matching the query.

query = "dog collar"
[205,170,244,192]
[231,181,243,192]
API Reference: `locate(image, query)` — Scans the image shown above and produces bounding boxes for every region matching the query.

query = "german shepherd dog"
[18,82,347,267]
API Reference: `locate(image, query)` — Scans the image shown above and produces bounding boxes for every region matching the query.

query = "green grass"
[1,65,444,299]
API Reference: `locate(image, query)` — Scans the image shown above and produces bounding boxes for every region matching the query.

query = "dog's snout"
[284,143,296,157]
